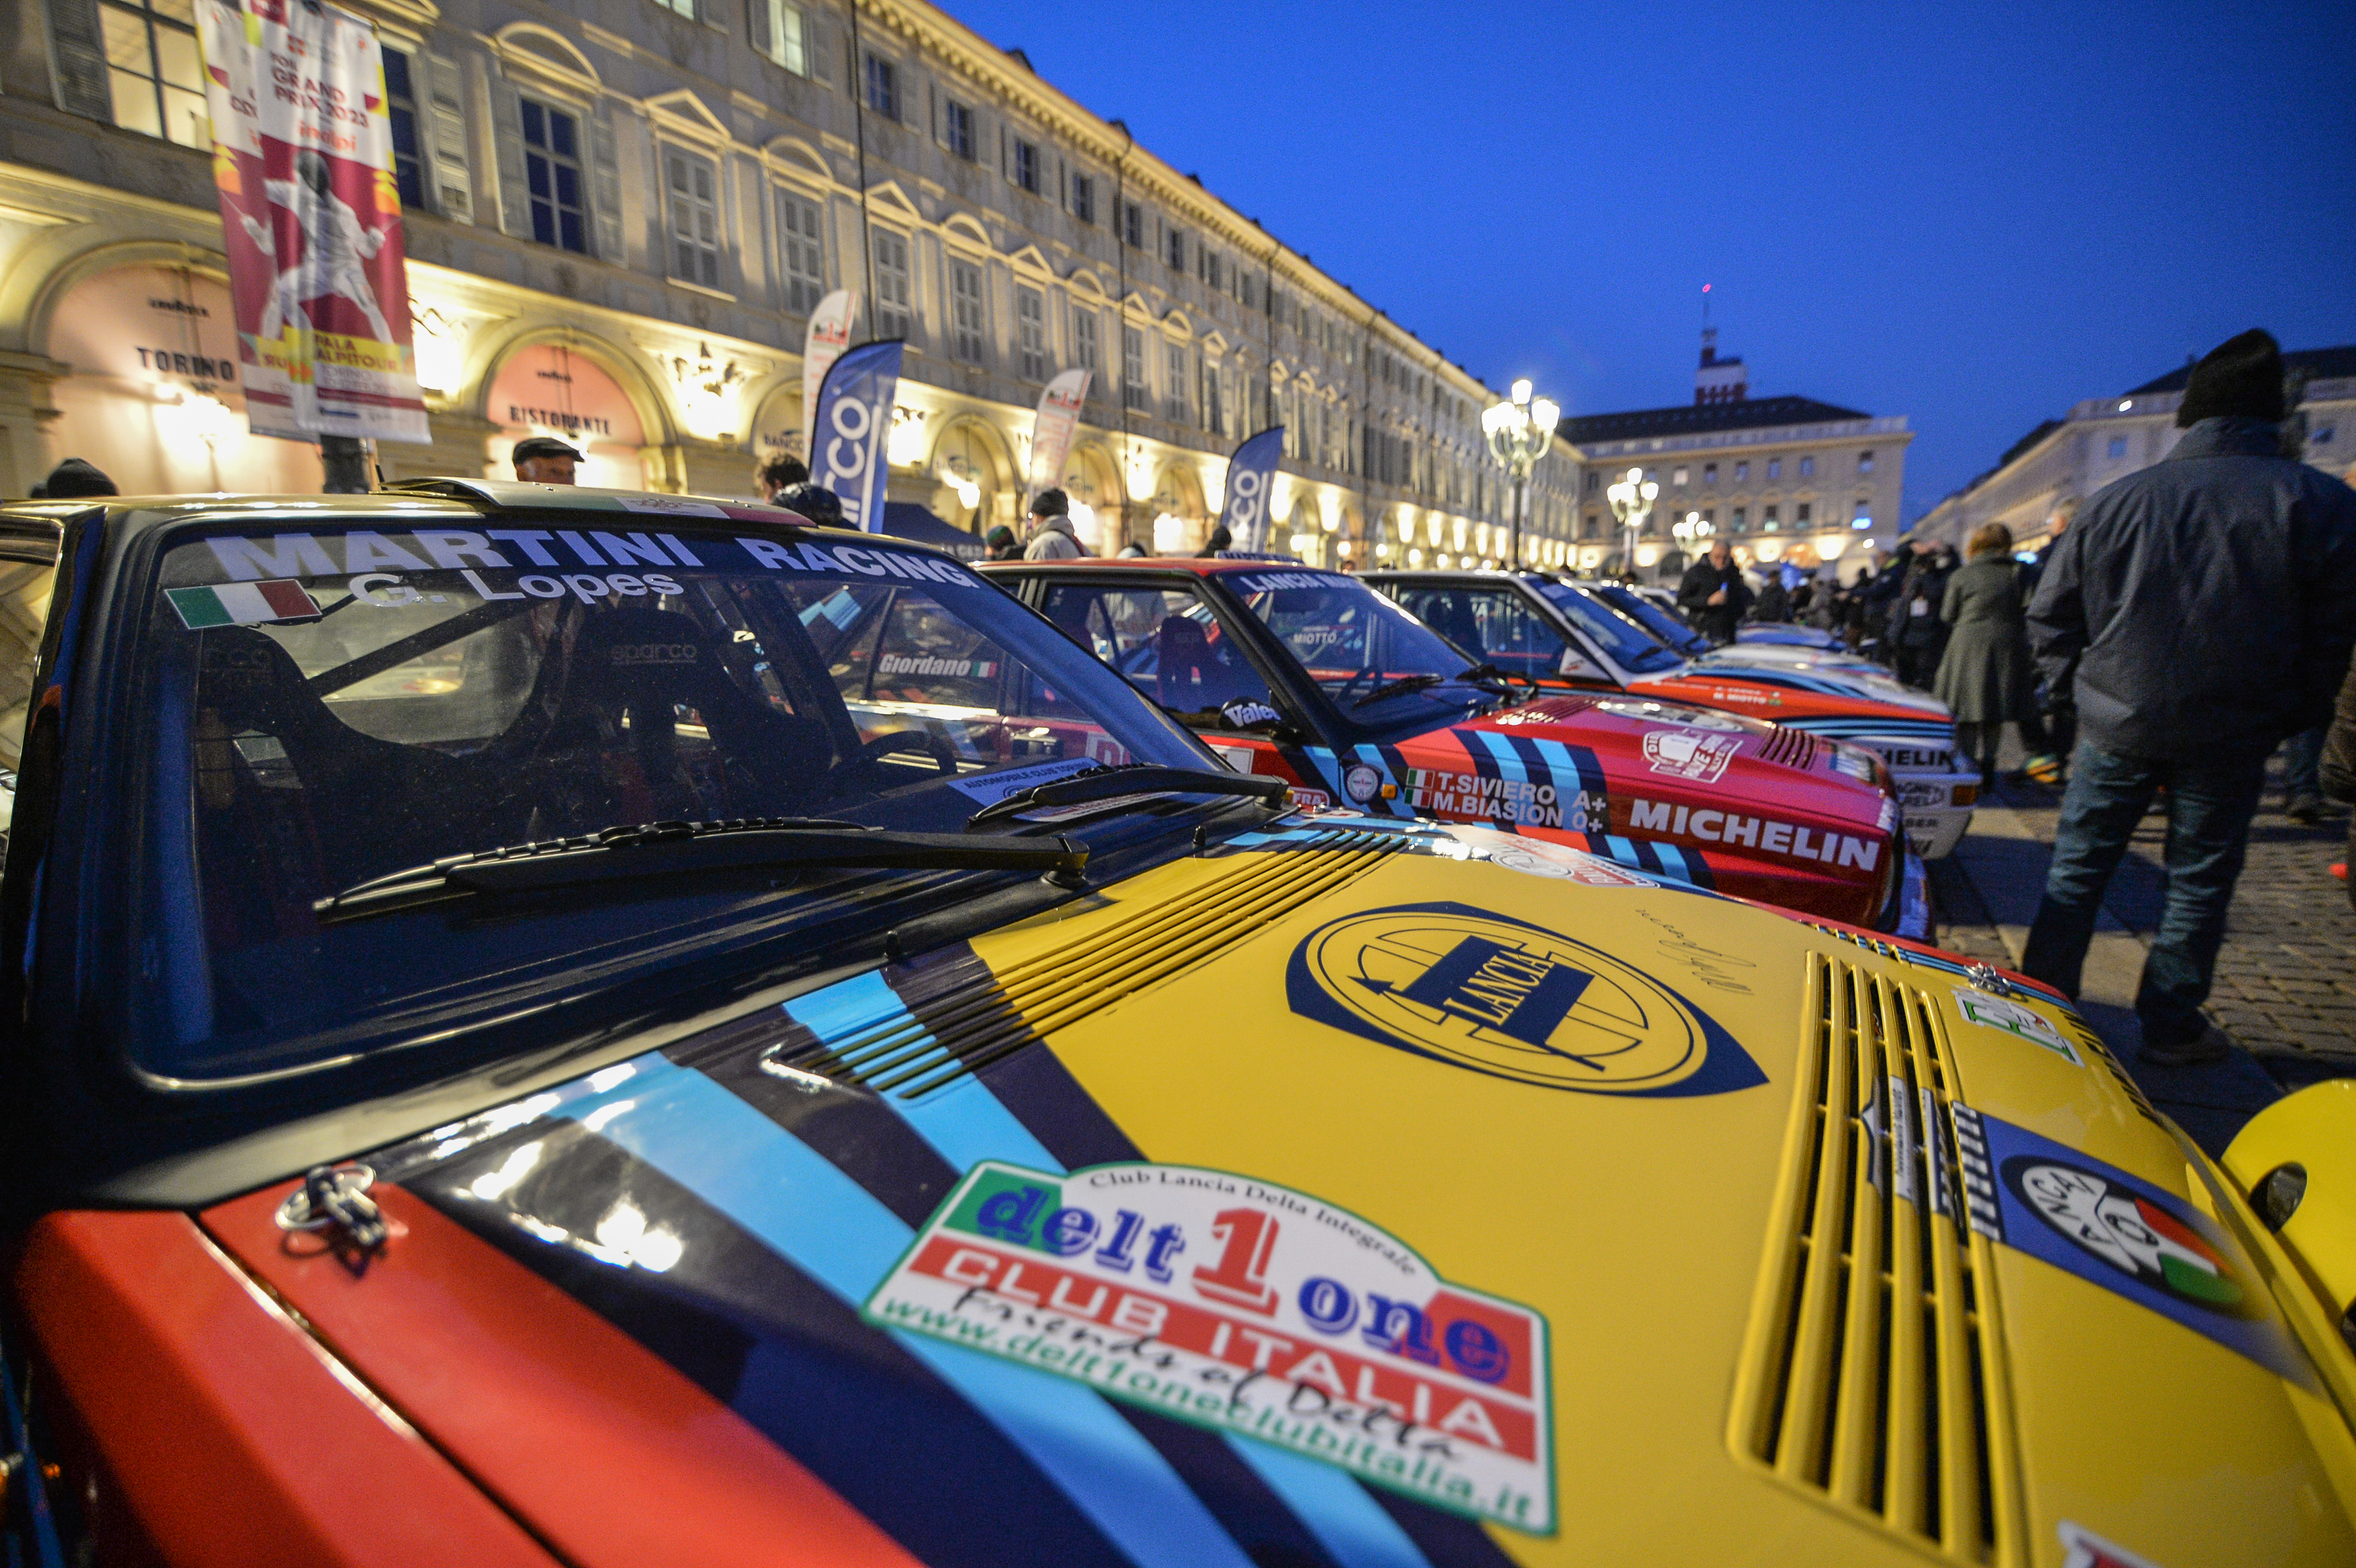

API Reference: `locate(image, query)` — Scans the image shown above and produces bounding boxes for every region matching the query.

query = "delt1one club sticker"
[863,1162,1556,1534]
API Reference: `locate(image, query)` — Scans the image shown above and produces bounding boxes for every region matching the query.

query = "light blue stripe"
[860,1020,1439,1568]
[1605,834,1640,865]
[557,1061,1257,1568]
[1651,843,1696,885]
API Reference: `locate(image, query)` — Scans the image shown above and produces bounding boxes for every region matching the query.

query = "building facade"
[0,0,1584,565]
[1911,346,2356,554]
[1556,336,1912,581]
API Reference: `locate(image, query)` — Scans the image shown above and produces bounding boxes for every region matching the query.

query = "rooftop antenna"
[1702,281,1712,330]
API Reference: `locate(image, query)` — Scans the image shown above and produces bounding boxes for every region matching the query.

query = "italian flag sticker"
[166,579,322,629]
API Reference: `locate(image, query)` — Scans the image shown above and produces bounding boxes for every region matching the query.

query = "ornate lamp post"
[1670,509,1714,579]
[1604,465,1659,580]
[1482,378,1559,569]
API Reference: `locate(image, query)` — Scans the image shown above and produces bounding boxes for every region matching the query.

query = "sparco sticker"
[863,1161,1558,1535]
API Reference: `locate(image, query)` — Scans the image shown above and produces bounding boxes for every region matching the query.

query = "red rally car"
[982,558,1924,935]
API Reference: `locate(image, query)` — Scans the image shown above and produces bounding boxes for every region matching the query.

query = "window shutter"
[587,105,624,262]
[489,79,532,238]
[747,0,771,56]
[46,0,114,122]
[425,54,473,223]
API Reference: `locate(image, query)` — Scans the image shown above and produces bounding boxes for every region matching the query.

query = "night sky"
[946,0,2356,524]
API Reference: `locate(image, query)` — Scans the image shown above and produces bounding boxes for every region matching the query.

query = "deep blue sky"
[948,0,2356,524]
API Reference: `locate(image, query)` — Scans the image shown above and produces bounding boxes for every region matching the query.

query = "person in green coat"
[1934,523,2058,789]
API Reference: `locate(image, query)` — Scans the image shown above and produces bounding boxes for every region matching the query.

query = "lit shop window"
[521,100,587,254]
[102,0,209,147]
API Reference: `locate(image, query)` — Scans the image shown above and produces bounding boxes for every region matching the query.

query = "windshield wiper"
[314,818,1087,923]
[965,762,1287,829]
[1350,672,1447,708]
[1454,661,1539,700]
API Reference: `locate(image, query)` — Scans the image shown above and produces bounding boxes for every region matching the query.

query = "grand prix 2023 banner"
[195,0,429,444]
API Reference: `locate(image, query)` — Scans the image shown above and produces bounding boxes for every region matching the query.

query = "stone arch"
[15,238,225,359]
[1058,439,1123,552]
[940,212,993,252]
[489,24,600,87]
[472,324,680,489]
[761,135,834,184]
[927,413,1018,534]
[1148,459,1209,555]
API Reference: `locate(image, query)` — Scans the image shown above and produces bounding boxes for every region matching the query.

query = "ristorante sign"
[195,0,429,443]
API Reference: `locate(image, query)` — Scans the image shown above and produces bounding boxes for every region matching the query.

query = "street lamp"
[1604,465,1659,581]
[1482,378,1559,570]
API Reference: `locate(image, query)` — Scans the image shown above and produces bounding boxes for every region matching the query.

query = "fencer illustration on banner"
[808,339,904,532]
[194,0,429,444]
[1220,427,1285,552]
[800,290,858,462]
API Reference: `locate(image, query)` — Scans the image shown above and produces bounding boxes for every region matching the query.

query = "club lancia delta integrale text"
[864,1162,1557,1534]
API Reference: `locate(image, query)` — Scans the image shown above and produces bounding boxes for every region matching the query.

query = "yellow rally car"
[3,487,2352,1567]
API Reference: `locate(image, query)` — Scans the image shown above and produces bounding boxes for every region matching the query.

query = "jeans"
[2281,724,2325,800]
[2019,744,2268,1046]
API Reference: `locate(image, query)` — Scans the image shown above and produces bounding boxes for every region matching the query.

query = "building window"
[650,0,695,17]
[1165,227,1185,271]
[381,46,425,213]
[520,100,587,253]
[1798,455,1815,478]
[871,227,910,337]
[664,150,722,288]
[1069,174,1095,225]
[1796,503,1812,524]
[1734,460,1748,482]
[1701,509,1715,526]
[1121,201,1144,250]
[749,0,806,73]
[1852,501,1871,529]
[1122,326,1147,412]
[101,0,209,147]
[1763,504,1779,530]
[1200,249,1221,291]
[1012,139,1039,194]
[1703,462,1717,485]
[1671,466,1688,487]
[777,190,825,314]
[2106,435,2127,459]
[1766,458,1782,480]
[1857,450,1874,474]
[947,258,985,363]
[1165,341,1189,422]
[1206,359,1224,434]
[1015,285,1046,381]
[942,99,974,160]
[1585,472,1599,493]
[863,53,899,119]
[1071,305,1099,376]
[2313,425,2337,446]
[1732,507,1747,531]
[1584,512,1598,538]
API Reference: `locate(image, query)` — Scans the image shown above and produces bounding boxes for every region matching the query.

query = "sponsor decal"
[863,1160,1557,1534]
[878,653,999,679]
[1949,1106,2299,1376]
[1642,728,1739,783]
[1628,799,1882,869]
[2058,1521,2166,1568]
[1952,987,2083,1066]
[1344,762,1384,804]
[1592,698,1745,733]
[1405,769,1605,832]
[1288,787,1335,810]
[1286,902,1764,1096]
[1898,781,1951,808]
[166,577,320,629]
[1208,743,1256,773]
[1706,686,1781,707]
[613,494,729,518]
[608,642,698,667]
[1219,698,1284,729]
[1437,824,1654,887]
[943,756,1099,807]
[1828,748,1880,783]
[1879,746,1960,771]
[1232,570,1348,594]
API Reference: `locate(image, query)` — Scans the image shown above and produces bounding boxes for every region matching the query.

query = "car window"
[0,551,57,859]
[1038,583,1281,729]
[1536,583,1686,674]
[1399,587,1570,680]
[1223,569,1472,721]
[1581,583,1708,661]
[125,523,1208,1079]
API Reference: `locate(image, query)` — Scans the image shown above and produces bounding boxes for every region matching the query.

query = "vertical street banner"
[810,339,903,532]
[1220,426,1285,552]
[800,289,858,462]
[1025,368,1091,497]
[195,0,429,444]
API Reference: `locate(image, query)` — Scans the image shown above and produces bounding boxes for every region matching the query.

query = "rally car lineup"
[3,487,2355,1568]
[981,557,1923,935]
[1364,571,1982,860]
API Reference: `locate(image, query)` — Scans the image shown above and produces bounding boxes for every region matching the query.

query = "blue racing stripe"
[557,1061,1261,1568]
[1349,744,1418,819]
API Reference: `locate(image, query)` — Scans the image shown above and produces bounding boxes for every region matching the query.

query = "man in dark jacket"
[1889,542,1953,687]
[1675,538,1752,645]
[2019,329,2356,1064]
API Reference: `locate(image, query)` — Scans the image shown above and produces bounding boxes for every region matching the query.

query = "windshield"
[123,521,1209,1079]
[1535,582,1686,674]
[1586,583,1710,656]
[1224,568,1488,728]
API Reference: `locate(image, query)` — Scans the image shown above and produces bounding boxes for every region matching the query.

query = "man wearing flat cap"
[2021,328,2356,1065]
[512,435,580,485]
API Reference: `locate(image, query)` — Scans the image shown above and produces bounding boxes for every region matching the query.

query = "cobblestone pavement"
[1925,746,2351,1153]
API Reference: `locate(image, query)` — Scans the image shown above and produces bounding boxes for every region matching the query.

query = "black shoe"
[2287,793,2325,824]
[2139,1026,2232,1067]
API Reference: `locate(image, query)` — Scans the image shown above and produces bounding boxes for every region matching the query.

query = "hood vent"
[767,827,1406,1099]
[1757,727,1820,772]
[1729,954,2025,1563]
